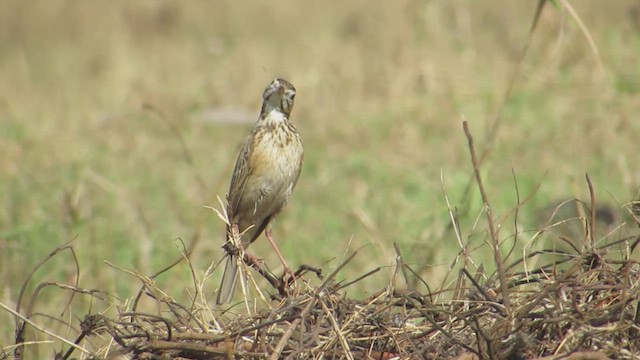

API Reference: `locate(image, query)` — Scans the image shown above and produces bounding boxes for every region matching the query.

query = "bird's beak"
[263,81,283,99]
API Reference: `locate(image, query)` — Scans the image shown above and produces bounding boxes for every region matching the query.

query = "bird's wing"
[284,133,304,206]
[227,132,254,218]
[291,149,303,195]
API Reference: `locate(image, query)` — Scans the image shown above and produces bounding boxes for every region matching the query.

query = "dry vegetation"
[2,0,640,359]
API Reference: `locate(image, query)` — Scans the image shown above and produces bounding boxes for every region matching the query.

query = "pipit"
[216,78,304,305]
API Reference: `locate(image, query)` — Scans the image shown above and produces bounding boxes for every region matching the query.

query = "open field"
[1,1,640,357]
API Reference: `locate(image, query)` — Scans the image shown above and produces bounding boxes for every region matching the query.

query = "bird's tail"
[216,256,239,304]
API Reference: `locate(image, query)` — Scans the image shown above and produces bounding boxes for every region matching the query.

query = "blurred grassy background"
[1,0,640,349]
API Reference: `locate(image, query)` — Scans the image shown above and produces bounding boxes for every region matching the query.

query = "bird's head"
[262,78,296,117]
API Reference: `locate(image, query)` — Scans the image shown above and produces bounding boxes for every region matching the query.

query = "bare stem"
[462,121,511,312]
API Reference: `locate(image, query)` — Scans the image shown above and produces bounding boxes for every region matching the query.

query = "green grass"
[2,0,640,352]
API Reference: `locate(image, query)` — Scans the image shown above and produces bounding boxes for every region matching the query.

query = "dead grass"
[3,192,640,359]
[2,0,640,356]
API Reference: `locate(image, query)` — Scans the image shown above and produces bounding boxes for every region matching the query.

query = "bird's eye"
[290,93,296,100]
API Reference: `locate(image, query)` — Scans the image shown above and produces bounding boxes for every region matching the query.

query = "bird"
[216,78,304,305]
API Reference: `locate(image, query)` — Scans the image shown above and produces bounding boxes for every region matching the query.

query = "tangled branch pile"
[30,229,637,359]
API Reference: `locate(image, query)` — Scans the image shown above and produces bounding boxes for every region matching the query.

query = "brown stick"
[586,173,596,248]
[268,297,316,360]
[462,121,511,312]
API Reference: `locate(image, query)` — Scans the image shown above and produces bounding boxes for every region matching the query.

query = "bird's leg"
[222,224,242,257]
[243,251,264,268]
[226,224,263,267]
[264,229,296,287]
